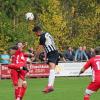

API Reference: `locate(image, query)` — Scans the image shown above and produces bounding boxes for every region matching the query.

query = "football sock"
[15,88,18,99]
[17,87,23,98]
[84,95,90,100]
[22,87,27,98]
[48,69,55,87]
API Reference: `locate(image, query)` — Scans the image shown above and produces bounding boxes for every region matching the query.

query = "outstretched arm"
[79,59,91,75]
[79,67,85,75]
[8,63,28,71]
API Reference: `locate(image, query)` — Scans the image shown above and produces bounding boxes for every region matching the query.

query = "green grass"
[0,77,100,100]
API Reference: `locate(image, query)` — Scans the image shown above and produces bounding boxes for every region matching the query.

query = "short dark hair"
[32,26,42,32]
[95,47,100,55]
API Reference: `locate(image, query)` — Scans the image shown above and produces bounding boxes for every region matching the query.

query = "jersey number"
[96,61,100,70]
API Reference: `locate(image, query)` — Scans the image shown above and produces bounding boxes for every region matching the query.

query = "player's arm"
[79,67,85,75]
[24,52,34,58]
[79,59,91,75]
[62,57,67,63]
[59,52,67,63]
[8,63,28,71]
[36,45,44,59]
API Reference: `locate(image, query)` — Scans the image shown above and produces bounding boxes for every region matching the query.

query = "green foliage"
[0,0,100,50]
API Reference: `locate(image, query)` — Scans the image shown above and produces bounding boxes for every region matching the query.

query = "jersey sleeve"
[84,59,92,70]
[39,34,46,45]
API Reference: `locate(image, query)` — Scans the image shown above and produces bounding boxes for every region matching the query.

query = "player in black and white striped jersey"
[33,26,59,93]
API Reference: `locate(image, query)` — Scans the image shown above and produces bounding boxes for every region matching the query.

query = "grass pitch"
[0,77,100,100]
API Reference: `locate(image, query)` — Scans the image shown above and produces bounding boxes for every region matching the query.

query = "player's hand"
[79,70,83,76]
[22,66,29,72]
[79,67,85,76]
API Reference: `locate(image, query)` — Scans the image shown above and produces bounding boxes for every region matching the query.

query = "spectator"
[0,51,10,64]
[82,46,89,60]
[88,48,95,59]
[74,46,88,62]
[64,47,75,61]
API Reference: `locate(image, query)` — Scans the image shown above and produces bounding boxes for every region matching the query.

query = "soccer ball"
[25,12,34,20]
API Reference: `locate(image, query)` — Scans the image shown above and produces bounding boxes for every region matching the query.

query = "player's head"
[32,26,42,36]
[16,42,23,48]
[16,42,27,50]
[9,46,18,55]
[95,47,100,55]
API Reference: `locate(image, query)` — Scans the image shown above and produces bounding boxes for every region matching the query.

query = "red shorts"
[87,82,100,92]
[11,69,27,86]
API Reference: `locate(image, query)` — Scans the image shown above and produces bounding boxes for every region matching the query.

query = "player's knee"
[22,81,27,88]
[18,78,24,87]
[85,89,95,95]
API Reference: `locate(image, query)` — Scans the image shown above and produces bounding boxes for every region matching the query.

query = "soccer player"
[79,46,100,100]
[9,44,28,100]
[32,26,59,93]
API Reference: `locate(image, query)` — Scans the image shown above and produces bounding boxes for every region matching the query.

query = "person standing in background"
[75,46,88,62]
[64,47,75,61]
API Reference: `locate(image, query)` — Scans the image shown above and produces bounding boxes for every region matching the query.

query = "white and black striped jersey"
[39,32,57,53]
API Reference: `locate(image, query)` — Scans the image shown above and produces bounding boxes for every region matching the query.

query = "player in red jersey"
[8,43,29,100]
[79,47,100,100]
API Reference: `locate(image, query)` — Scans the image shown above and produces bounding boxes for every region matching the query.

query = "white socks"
[48,69,55,87]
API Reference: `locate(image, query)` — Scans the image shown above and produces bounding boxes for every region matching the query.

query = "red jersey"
[10,48,27,69]
[84,55,100,82]
[12,49,26,64]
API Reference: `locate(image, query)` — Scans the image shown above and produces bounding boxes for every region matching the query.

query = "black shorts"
[47,51,59,65]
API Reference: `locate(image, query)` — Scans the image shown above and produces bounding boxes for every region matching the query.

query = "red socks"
[22,87,27,99]
[84,95,90,100]
[16,87,27,99]
[17,87,23,98]
[15,88,18,99]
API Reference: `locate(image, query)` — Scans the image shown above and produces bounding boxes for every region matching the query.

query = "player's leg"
[21,80,27,99]
[17,80,27,100]
[20,70,27,99]
[84,89,94,100]
[11,69,19,99]
[42,62,55,93]
[16,70,27,100]
[48,62,56,87]
[16,78,23,100]
[43,51,59,93]
[84,82,99,100]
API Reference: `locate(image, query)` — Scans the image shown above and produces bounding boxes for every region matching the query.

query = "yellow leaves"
[1,0,100,50]
[96,5,100,16]
[52,15,63,26]
[0,34,10,49]
[48,0,60,12]
[39,0,69,50]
